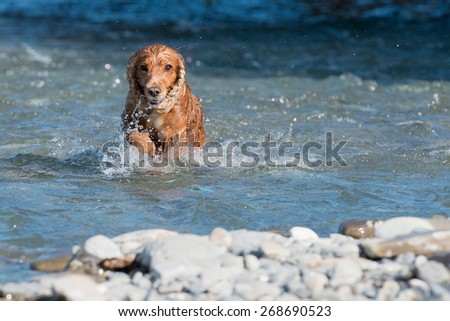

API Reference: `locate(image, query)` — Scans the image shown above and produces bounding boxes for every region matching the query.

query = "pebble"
[289,226,319,242]
[303,271,328,293]
[339,218,383,239]
[84,235,123,260]
[260,240,290,259]
[2,215,450,301]
[52,274,105,300]
[375,217,434,239]
[31,255,72,272]
[363,230,450,258]
[330,259,362,287]
[415,261,450,283]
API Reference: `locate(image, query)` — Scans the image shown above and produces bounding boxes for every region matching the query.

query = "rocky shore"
[1,216,450,301]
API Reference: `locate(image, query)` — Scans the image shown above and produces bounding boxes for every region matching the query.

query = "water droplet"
[104,64,111,70]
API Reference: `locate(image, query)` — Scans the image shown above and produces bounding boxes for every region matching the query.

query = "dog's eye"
[140,64,148,72]
[165,64,173,72]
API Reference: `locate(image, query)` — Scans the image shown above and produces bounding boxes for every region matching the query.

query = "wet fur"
[122,44,206,154]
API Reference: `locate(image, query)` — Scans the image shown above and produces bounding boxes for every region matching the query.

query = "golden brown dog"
[122,44,205,155]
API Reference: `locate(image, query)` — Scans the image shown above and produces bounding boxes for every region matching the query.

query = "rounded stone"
[289,227,319,242]
[375,217,434,239]
[84,235,123,260]
[338,218,383,239]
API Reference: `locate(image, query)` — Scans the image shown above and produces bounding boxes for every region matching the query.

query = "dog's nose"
[148,86,161,97]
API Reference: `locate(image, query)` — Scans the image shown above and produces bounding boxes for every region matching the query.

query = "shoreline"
[1,216,449,301]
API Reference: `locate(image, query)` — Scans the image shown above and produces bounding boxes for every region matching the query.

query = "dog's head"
[127,44,186,113]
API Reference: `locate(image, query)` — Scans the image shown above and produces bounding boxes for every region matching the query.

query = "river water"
[0,17,449,283]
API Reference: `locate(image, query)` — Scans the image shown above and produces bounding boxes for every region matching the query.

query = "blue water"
[1,15,450,284]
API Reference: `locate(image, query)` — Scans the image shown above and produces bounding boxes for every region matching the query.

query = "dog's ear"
[126,51,141,95]
[176,53,186,83]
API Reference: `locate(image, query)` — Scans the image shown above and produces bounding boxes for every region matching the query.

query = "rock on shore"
[1,216,449,301]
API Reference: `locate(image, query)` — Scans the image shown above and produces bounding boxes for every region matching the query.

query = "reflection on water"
[0,17,449,283]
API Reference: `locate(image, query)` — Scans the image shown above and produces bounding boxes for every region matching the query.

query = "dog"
[122,44,205,155]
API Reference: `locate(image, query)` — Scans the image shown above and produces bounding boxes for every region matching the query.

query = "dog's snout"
[148,86,161,97]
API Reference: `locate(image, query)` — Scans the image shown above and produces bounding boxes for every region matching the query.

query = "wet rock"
[363,230,450,258]
[52,274,105,300]
[375,217,434,239]
[84,235,123,260]
[31,255,72,272]
[339,218,383,239]
[136,234,225,280]
[330,259,362,287]
[415,261,450,283]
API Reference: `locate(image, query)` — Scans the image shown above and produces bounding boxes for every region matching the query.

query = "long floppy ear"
[126,51,142,97]
[177,53,186,83]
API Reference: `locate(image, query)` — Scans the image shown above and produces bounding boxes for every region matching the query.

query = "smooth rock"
[330,259,362,287]
[52,274,105,300]
[428,252,450,269]
[1,281,52,300]
[234,280,281,300]
[338,218,383,239]
[244,254,260,271]
[289,227,319,242]
[409,278,431,298]
[376,279,400,300]
[84,235,123,260]
[102,283,148,300]
[260,240,290,259]
[210,227,232,249]
[363,230,450,258]
[416,261,450,283]
[375,217,434,239]
[136,234,225,280]
[303,271,328,293]
[229,230,288,255]
[113,229,178,254]
[31,255,72,272]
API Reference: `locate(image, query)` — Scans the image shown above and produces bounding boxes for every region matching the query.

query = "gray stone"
[31,255,72,272]
[136,234,225,280]
[244,254,260,271]
[375,217,434,239]
[429,283,450,300]
[354,280,377,299]
[84,235,123,260]
[106,271,131,284]
[396,289,420,300]
[409,278,430,298]
[330,259,362,287]
[363,230,450,258]
[303,271,328,293]
[52,274,105,300]
[376,279,400,300]
[338,218,383,239]
[260,240,290,259]
[229,230,288,255]
[416,261,450,283]
[131,271,152,289]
